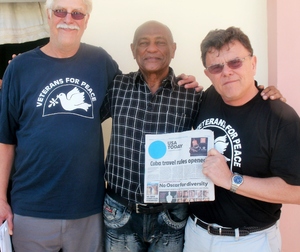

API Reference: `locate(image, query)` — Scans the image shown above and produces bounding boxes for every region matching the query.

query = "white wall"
[82,0,268,90]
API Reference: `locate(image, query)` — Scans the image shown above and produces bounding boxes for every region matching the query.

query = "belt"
[190,214,275,237]
[106,187,176,214]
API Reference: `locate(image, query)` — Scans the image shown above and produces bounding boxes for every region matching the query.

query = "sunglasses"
[52,9,86,20]
[206,55,252,74]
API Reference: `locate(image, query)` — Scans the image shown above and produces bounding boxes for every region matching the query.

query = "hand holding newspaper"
[144,129,215,203]
[0,221,12,252]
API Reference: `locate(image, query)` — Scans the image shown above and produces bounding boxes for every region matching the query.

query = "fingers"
[204,149,227,170]
[257,84,265,90]
[179,73,194,80]
[8,53,19,65]
[203,149,232,189]
[7,216,14,235]
[195,84,204,93]
[260,85,286,102]
[181,81,202,91]
[177,74,203,92]
[280,97,287,103]
[207,148,219,156]
[0,199,14,235]
[177,74,195,85]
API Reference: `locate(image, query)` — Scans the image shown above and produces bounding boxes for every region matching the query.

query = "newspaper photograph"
[144,129,215,203]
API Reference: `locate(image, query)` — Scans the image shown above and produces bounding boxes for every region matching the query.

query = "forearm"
[0,143,15,201]
[236,176,300,204]
[204,149,300,204]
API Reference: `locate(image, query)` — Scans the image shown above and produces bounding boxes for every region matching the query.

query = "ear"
[251,55,257,75]
[171,43,177,59]
[204,69,214,86]
[204,69,210,78]
[84,14,90,30]
[47,9,51,21]
[130,43,136,59]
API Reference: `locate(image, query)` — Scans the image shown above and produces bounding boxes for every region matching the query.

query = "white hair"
[45,0,93,14]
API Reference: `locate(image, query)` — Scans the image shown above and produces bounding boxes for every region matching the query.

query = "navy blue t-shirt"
[0,43,120,219]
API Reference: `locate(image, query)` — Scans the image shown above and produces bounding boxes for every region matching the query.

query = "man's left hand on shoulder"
[177,73,203,93]
[258,85,286,102]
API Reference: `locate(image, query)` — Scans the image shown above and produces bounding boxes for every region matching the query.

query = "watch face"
[233,175,243,184]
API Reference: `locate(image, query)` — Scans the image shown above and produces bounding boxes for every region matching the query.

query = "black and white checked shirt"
[101,68,202,203]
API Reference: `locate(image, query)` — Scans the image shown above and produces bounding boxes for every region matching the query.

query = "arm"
[0,143,15,235]
[178,78,285,101]
[203,148,300,205]
[237,176,300,204]
[100,84,112,123]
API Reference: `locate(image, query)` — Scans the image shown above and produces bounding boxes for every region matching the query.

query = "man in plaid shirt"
[100,20,201,252]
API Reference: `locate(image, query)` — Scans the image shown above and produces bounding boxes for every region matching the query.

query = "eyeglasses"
[51,9,86,20]
[206,55,252,74]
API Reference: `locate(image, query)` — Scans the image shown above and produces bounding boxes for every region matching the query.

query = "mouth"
[223,79,238,86]
[144,56,161,62]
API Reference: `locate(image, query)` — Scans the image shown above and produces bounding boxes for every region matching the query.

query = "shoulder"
[201,85,221,103]
[80,43,120,74]
[203,85,218,96]
[113,72,136,82]
[80,43,112,58]
[4,48,40,76]
[269,99,300,122]
[248,95,300,130]
[13,48,38,62]
[107,72,136,89]
[79,43,116,63]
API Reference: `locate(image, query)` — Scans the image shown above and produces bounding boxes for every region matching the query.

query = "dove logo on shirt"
[195,118,242,171]
[40,83,94,118]
[54,87,91,111]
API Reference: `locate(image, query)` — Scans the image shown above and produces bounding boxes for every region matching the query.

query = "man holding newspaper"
[184,27,300,252]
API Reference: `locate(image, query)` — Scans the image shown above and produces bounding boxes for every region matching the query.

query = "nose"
[63,12,74,22]
[221,63,233,76]
[146,42,158,52]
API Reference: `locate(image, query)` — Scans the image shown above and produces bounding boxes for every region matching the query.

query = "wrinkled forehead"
[207,41,248,58]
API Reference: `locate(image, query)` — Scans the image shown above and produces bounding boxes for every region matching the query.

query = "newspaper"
[144,129,215,203]
[0,221,12,252]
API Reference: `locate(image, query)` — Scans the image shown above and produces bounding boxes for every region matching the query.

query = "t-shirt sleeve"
[270,103,300,185]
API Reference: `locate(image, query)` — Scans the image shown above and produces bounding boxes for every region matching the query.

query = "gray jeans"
[12,213,104,252]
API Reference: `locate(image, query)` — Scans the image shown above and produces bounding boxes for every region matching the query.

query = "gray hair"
[45,0,93,14]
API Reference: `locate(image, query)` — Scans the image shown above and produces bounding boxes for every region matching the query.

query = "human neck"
[41,42,80,58]
[141,70,168,94]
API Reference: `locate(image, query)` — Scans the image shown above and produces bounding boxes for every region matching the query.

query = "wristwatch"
[230,173,244,193]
